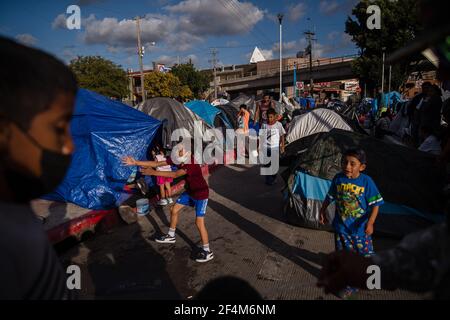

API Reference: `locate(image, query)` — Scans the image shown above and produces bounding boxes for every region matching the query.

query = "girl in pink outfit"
[152,145,173,206]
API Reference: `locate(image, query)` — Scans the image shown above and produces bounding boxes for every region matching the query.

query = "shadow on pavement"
[207,199,326,279]
[62,220,182,299]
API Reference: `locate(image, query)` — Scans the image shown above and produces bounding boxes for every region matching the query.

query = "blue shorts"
[335,233,374,257]
[176,192,208,217]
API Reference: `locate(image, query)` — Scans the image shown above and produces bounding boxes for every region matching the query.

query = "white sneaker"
[195,250,214,263]
[157,199,168,206]
[167,197,174,204]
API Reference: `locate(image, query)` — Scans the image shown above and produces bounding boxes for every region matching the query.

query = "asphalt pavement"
[59,164,422,300]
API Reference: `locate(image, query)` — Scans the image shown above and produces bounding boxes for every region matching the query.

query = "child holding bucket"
[151,145,173,206]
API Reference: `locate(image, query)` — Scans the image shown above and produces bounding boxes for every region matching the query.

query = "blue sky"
[0,0,359,71]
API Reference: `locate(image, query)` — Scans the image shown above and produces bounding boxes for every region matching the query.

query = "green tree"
[144,71,193,100]
[345,0,423,95]
[69,56,128,99]
[171,63,211,98]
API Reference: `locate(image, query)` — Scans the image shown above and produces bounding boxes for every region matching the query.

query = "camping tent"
[282,129,446,237]
[285,108,353,144]
[185,100,233,129]
[217,104,239,129]
[44,89,162,210]
[138,97,210,149]
[211,98,230,106]
[230,93,256,115]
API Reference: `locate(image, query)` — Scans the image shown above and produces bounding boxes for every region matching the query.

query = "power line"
[216,0,270,46]
[225,0,274,44]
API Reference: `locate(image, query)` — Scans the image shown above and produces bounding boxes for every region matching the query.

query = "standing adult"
[254,94,275,125]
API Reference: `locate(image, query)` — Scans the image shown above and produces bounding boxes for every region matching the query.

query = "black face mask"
[4,125,72,203]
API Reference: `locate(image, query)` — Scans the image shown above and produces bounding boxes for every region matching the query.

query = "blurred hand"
[140,167,156,176]
[365,223,374,236]
[317,251,373,294]
[319,211,328,225]
[122,156,137,166]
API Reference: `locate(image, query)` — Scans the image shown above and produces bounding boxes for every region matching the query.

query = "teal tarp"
[185,100,232,128]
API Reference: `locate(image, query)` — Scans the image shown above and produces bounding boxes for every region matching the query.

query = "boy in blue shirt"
[319,148,384,298]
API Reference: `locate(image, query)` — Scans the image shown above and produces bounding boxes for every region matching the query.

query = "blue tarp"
[185,100,232,128]
[43,89,162,210]
[383,91,403,108]
[296,97,316,108]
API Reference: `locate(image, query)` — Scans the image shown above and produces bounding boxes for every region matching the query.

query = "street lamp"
[278,13,284,102]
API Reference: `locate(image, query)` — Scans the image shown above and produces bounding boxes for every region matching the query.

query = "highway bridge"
[217,55,358,95]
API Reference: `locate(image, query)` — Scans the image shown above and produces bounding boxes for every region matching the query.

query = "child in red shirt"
[122,145,213,263]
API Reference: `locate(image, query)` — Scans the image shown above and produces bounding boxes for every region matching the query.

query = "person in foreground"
[0,36,77,299]
[122,144,214,263]
[319,148,384,299]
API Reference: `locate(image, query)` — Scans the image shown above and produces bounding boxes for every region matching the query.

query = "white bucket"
[136,198,150,216]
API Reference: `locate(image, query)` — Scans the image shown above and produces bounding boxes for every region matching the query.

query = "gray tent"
[231,93,256,117]
[138,98,210,149]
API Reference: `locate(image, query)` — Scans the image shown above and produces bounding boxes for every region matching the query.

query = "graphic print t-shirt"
[326,173,384,235]
[261,121,286,149]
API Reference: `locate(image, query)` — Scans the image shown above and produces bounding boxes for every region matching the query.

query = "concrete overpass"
[217,55,358,95]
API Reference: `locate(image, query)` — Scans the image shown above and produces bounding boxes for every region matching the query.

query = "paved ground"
[59,164,422,300]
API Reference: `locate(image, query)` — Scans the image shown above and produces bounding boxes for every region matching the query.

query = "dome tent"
[286,108,353,144]
[138,97,211,149]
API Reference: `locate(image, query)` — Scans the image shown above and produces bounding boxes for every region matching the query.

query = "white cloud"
[226,40,240,47]
[52,13,67,29]
[165,0,264,36]
[287,3,307,22]
[15,33,38,46]
[327,31,340,40]
[319,0,340,15]
[319,0,358,16]
[272,40,299,53]
[155,54,198,66]
[55,0,264,54]
[259,49,274,60]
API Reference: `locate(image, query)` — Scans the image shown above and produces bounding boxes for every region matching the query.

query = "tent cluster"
[44,90,248,210]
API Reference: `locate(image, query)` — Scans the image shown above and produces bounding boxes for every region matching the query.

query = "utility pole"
[135,16,146,102]
[209,48,218,99]
[278,13,284,102]
[304,29,316,97]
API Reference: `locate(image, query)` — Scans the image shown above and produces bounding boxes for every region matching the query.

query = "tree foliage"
[171,63,211,98]
[69,56,128,99]
[345,0,423,94]
[144,71,193,100]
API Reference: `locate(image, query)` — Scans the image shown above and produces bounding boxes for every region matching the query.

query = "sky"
[0,0,360,71]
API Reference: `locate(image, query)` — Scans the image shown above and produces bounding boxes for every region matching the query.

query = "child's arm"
[140,167,186,179]
[319,197,331,225]
[122,156,168,168]
[280,134,285,154]
[365,206,380,236]
[254,104,260,122]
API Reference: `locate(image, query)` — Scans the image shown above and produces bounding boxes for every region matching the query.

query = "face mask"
[173,151,190,165]
[4,124,72,202]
